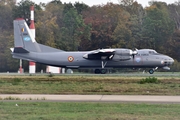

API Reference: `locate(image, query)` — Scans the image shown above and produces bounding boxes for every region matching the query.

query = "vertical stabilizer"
[13,18,41,52]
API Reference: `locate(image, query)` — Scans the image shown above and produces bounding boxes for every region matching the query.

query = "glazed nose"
[170,57,174,65]
[164,57,174,65]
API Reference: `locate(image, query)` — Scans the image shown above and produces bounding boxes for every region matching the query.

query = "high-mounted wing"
[83,49,115,60]
[83,48,138,61]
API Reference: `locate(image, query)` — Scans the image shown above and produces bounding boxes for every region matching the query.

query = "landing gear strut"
[94,60,108,74]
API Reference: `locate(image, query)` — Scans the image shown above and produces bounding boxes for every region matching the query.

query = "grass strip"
[0,75,180,95]
[0,102,180,120]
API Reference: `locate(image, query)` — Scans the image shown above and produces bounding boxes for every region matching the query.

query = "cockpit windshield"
[149,50,157,54]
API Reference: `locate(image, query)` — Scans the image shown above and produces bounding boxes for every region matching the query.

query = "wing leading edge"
[83,48,138,61]
[83,49,115,60]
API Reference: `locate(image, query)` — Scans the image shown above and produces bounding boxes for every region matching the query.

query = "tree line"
[0,0,180,72]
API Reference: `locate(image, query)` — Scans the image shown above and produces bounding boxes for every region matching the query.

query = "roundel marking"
[135,57,141,63]
[23,36,31,41]
[68,56,74,62]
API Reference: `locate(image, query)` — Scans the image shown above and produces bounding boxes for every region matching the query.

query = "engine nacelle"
[112,54,131,61]
[115,49,130,55]
[112,49,137,61]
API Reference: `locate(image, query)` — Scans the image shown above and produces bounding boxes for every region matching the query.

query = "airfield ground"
[1,102,180,120]
[0,72,180,95]
[0,72,180,120]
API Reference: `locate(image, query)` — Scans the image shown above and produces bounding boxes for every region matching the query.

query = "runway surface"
[1,94,180,103]
[0,72,179,77]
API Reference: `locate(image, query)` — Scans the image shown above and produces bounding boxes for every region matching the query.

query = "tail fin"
[13,18,41,52]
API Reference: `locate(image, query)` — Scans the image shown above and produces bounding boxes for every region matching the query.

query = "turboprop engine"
[112,49,137,61]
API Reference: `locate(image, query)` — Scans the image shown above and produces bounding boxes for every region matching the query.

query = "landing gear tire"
[149,69,154,74]
[94,69,107,74]
[94,69,101,74]
[100,69,107,74]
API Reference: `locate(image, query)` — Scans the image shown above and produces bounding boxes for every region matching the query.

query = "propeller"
[131,48,138,59]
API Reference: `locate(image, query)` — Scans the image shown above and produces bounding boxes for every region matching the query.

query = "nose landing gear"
[148,69,154,74]
[148,67,158,74]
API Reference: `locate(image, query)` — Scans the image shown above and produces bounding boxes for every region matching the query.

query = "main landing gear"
[94,69,107,74]
[94,60,108,74]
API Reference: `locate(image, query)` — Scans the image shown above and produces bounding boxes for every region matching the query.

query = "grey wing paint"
[11,19,174,74]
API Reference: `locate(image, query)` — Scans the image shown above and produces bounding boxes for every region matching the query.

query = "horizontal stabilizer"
[12,55,35,62]
[13,47,29,53]
[10,48,14,52]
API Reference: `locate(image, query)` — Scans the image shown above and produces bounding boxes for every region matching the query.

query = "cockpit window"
[149,50,157,54]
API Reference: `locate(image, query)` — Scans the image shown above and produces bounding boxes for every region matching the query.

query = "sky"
[16,0,177,7]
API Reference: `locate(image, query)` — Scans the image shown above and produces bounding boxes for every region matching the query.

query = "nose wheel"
[148,67,158,74]
[148,69,154,74]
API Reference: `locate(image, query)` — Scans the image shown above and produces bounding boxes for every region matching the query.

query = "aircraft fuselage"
[12,49,174,70]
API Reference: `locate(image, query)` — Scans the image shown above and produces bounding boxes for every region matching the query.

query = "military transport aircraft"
[11,19,174,74]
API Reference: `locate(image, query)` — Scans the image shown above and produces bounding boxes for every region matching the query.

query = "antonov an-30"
[11,19,174,74]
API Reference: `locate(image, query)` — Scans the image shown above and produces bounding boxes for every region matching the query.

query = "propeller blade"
[131,48,138,59]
